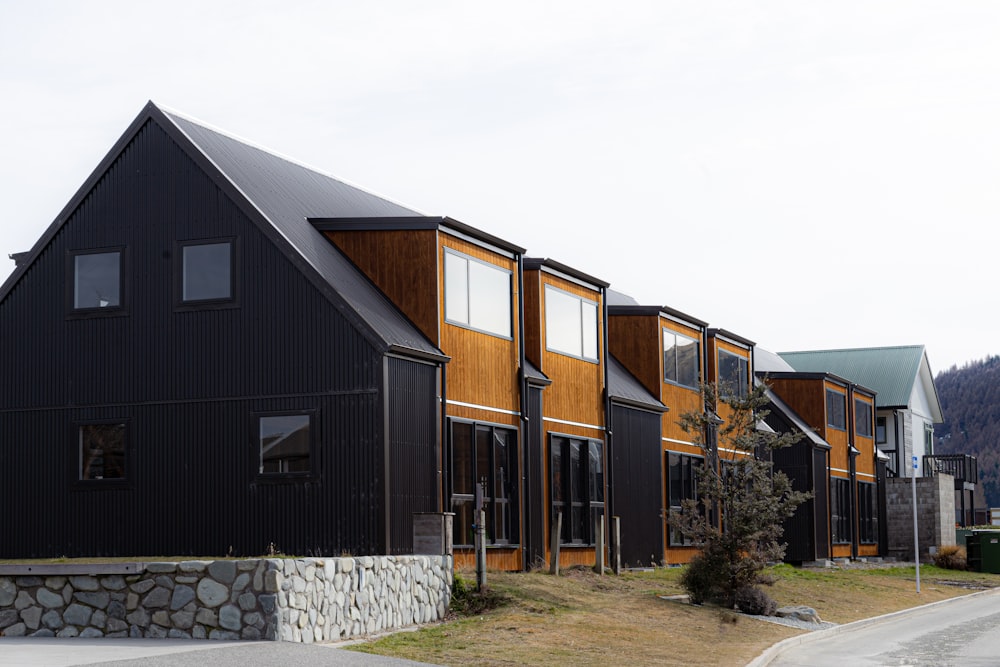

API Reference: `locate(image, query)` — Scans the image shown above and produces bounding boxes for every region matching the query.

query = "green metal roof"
[777,345,927,410]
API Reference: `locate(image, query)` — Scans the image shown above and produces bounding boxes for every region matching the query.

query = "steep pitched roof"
[778,345,942,419]
[1,102,444,361]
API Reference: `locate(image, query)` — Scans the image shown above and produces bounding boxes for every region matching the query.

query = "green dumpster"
[966,530,1000,574]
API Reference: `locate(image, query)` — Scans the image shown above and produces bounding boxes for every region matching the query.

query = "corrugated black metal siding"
[772,442,815,562]
[386,357,440,555]
[0,119,429,558]
[610,404,663,568]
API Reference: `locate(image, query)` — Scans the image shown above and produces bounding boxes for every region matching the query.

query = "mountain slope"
[934,356,1000,508]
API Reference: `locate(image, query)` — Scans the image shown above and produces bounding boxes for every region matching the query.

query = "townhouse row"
[0,103,885,566]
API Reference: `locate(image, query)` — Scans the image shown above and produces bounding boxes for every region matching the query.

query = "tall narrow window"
[550,436,604,545]
[664,329,700,389]
[876,416,887,444]
[449,421,519,546]
[858,481,878,544]
[855,399,873,438]
[718,350,748,398]
[73,250,122,310]
[545,285,599,361]
[667,453,702,546]
[826,389,847,430]
[830,477,851,544]
[259,413,312,475]
[79,423,126,481]
[182,241,232,302]
[444,250,512,337]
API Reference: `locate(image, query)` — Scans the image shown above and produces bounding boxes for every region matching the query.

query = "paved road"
[0,638,440,667]
[762,587,1000,667]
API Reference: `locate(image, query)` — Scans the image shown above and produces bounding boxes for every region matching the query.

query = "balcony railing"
[923,454,978,486]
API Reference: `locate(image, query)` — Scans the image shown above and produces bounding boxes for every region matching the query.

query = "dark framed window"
[449,420,519,547]
[178,239,235,306]
[70,248,123,313]
[544,285,599,362]
[858,481,878,544]
[830,477,851,544]
[258,412,313,476]
[876,416,887,444]
[826,389,847,430]
[444,249,512,338]
[667,453,702,546]
[664,329,700,389]
[855,399,873,438]
[550,436,604,545]
[718,350,748,398]
[79,422,127,482]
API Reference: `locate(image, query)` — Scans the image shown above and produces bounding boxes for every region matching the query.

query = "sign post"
[912,455,921,593]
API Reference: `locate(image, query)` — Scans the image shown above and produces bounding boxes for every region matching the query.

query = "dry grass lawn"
[348,563,1000,667]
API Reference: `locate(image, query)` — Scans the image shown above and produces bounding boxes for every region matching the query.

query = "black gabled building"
[0,102,447,559]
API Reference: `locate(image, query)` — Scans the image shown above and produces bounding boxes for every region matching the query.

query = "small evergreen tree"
[669,380,809,609]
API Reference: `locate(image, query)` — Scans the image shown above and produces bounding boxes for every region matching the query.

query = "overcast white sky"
[2,1,998,372]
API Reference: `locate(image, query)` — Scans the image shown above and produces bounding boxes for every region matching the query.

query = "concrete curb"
[745,586,1000,667]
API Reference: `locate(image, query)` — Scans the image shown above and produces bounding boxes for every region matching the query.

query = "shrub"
[933,545,967,570]
[449,573,512,616]
[680,544,728,605]
[734,585,777,616]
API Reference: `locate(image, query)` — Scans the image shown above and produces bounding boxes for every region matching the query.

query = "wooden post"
[549,512,562,575]
[594,514,605,575]
[610,516,621,575]
[475,508,487,591]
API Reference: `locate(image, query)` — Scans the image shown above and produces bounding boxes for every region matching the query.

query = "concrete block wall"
[886,474,956,561]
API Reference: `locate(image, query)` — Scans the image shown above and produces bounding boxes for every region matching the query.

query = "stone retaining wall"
[0,555,452,642]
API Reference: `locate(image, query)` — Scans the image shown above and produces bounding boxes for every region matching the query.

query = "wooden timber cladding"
[767,376,826,432]
[661,318,704,447]
[532,271,605,430]
[824,380,850,472]
[324,229,440,343]
[608,314,661,397]
[853,393,877,477]
[438,234,521,417]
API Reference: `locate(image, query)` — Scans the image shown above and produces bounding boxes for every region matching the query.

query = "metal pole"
[911,455,920,593]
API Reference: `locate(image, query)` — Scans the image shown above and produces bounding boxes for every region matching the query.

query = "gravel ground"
[743,613,838,632]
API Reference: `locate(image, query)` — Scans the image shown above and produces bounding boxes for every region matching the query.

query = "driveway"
[755,587,1000,666]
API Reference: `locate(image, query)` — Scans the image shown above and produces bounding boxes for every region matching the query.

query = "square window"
[444,249,512,338]
[73,251,121,310]
[79,423,126,481]
[544,285,600,362]
[182,241,232,302]
[259,414,312,475]
[718,350,748,398]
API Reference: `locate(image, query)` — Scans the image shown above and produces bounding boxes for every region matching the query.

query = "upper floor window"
[181,240,233,303]
[444,250,511,338]
[79,422,126,481]
[855,399,873,438]
[545,285,598,361]
[827,389,847,430]
[258,413,313,476]
[718,350,748,398]
[664,329,700,389]
[72,249,122,310]
[876,416,887,444]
